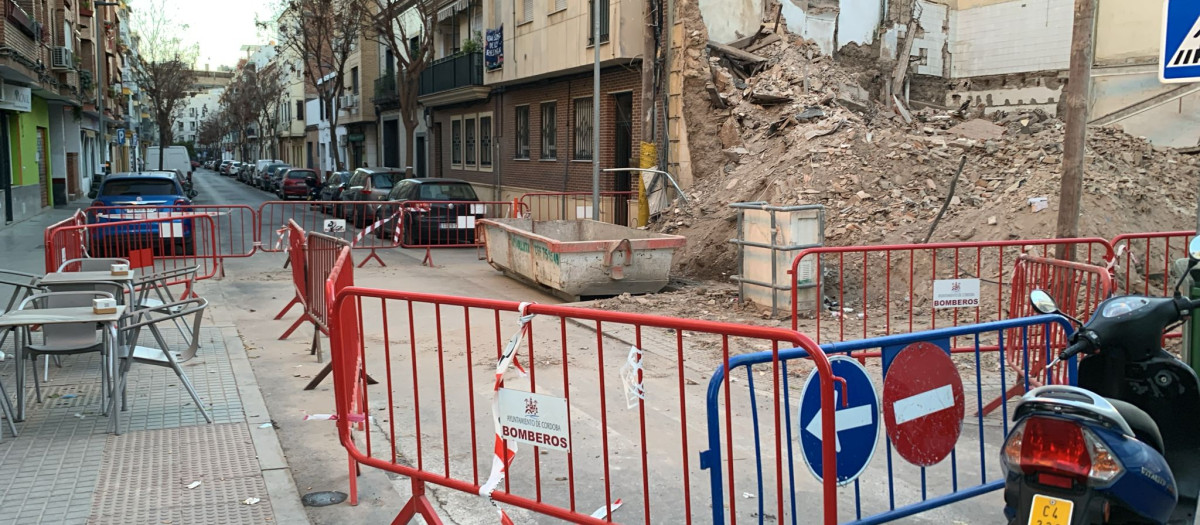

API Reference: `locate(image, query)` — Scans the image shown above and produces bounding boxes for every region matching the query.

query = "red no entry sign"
[882,341,965,467]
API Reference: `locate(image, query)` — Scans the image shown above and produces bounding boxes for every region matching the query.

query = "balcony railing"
[373,73,397,105]
[418,52,483,97]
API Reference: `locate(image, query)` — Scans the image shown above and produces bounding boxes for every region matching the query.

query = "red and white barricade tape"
[479,302,536,523]
[351,211,402,247]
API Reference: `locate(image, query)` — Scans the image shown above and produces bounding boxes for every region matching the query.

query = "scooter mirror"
[1189,236,1200,264]
[1030,289,1059,315]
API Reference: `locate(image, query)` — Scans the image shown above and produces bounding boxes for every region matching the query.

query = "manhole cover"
[301,491,347,507]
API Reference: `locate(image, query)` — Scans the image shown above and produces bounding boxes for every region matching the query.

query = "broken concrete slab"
[948,119,1006,141]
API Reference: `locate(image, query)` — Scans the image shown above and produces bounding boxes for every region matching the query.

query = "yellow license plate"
[1028,494,1074,525]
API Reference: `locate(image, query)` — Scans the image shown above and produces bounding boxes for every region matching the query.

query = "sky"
[147,0,279,70]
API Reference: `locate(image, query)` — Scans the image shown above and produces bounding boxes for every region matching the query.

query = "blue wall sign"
[1160,0,1200,83]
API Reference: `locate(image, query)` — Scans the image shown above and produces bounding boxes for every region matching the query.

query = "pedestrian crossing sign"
[1161,0,1200,83]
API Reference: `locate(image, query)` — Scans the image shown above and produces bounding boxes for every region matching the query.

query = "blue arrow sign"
[798,355,880,485]
[1161,0,1200,83]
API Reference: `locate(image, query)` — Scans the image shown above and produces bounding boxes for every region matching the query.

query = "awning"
[437,0,470,22]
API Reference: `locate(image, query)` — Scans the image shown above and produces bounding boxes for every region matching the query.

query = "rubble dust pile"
[665,3,1200,282]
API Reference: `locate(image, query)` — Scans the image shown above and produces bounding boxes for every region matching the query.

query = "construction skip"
[477,218,687,300]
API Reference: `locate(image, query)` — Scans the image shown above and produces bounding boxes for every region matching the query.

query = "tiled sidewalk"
[0,326,278,524]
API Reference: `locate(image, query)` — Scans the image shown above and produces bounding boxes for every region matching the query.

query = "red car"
[277,169,317,200]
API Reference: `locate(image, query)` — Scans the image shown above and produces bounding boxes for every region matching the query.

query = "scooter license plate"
[1028,494,1073,525]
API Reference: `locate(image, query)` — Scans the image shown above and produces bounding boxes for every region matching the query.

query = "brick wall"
[431,66,646,194]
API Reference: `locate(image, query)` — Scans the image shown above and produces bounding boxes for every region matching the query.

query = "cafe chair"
[38,281,129,382]
[56,257,130,272]
[17,290,118,412]
[115,297,212,424]
[0,268,43,355]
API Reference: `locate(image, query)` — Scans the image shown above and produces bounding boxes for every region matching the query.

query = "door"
[37,127,49,207]
[416,135,426,178]
[613,93,634,226]
[383,119,399,168]
[306,141,314,169]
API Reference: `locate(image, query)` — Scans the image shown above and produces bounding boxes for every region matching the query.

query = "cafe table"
[0,305,127,433]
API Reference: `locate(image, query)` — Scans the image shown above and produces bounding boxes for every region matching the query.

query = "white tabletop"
[40,270,137,284]
[0,305,127,327]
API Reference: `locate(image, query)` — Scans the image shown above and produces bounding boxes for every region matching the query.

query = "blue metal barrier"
[700,314,1076,524]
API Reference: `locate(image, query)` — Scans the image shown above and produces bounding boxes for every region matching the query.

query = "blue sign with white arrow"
[1160,0,1200,83]
[798,355,880,485]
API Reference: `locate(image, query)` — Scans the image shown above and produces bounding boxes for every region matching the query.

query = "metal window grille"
[588,0,610,45]
[451,119,462,165]
[465,117,476,166]
[541,102,556,160]
[480,116,493,167]
[515,106,530,159]
[573,98,593,160]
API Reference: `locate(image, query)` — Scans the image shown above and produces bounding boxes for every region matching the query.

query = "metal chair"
[17,290,117,412]
[37,280,129,382]
[0,268,43,357]
[132,266,199,339]
[115,297,212,424]
[57,257,130,272]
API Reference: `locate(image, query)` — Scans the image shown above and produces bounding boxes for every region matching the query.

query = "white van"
[145,146,193,179]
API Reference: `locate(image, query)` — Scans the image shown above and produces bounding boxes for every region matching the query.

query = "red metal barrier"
[84,204,258,263]
[979,254,1113,415]
[327,287,837,523]
[392,200,517,248]
[258,200,401,268]
[518,191,636,225]
[46,213,220,281]
[44,210,88,273]
[274,220,313,340]
[789,238,1116,345]
[1110,231,1195,296]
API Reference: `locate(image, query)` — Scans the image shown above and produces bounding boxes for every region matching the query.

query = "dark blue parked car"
[87,172,195,256]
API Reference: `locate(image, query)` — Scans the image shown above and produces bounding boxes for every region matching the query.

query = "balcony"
[417,52,489,107]
[372,73,397,106]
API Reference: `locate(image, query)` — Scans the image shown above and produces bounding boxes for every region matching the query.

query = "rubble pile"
[664,9,1200,282]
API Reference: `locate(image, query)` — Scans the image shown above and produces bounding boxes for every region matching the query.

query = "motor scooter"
[1002,237,1200,524]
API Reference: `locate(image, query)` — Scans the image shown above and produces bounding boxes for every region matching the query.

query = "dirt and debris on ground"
[666,1,1200,284]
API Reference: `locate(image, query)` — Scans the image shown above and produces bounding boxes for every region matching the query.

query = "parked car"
[238,163,255,185]
[222,161,240,176]
[373,178,483,245]
[277,169,317,200]
[256,162,286,190]
[86,172,196,256]
[255,159,284,181]
[263,164,292,192]
[342,167,407,227]
[318,171,353,214]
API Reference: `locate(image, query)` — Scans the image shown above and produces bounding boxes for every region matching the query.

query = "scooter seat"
[1107,397,1165,454]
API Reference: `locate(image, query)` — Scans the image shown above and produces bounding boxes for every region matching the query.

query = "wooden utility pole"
[637,0,658,226]
[1055,0,1096,260]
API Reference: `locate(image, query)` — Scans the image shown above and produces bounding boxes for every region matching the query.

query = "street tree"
[358,0,436,175]
[271,0,363,172]
[129,0,199,170]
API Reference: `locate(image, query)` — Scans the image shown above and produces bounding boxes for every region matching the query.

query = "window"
[515,106,530,159]
[464,116,476,168]
[573,98,593,160]
[296,100,304,120]
[408,37,420,59]
[419,182,478,200]
[451,118,462,166]
[351,67,360,95]
[480,114,493,169]
[371,173,395,189]
[554,0,566,12]
[521,0,533,24]
[540,102,556,160]
[588,0,610,44]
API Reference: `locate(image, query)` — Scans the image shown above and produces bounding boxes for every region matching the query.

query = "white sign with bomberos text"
[497,388,570,451]
[932,278,981,309]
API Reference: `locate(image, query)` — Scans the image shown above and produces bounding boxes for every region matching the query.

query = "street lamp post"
[95,2,120,174]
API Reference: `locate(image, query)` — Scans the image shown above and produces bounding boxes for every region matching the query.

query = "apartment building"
[0,0,137,224]
[275,46,308,167]
[338,34,379,170]
[413,0,648,200]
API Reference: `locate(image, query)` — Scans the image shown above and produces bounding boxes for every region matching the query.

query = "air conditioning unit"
[337,134,348,146]
[51,47,72,70]
[340,94,357,108]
